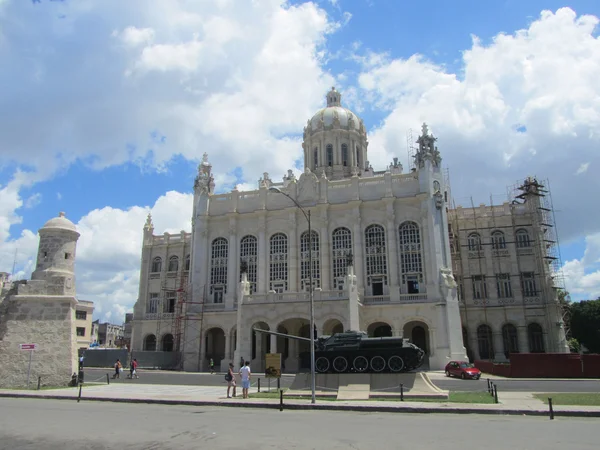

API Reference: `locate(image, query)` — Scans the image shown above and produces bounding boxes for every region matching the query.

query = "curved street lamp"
[269,186,316,404]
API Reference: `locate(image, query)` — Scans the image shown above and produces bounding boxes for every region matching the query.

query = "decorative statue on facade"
[414,122,442,169]
[439,267,458,299]
[194,152,214,194]
[259,172,272,189]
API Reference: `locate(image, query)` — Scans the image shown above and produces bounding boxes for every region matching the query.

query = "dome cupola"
[302,87,369,180]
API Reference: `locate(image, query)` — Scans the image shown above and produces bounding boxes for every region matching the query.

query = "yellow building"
[75,300,95,350]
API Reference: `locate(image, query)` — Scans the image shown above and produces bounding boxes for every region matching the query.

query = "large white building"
[130,88,568,372]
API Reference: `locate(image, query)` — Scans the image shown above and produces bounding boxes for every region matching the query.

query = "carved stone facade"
[131,88,468,372]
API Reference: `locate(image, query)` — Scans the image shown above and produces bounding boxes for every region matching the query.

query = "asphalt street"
[0,398,598,450]
[85,367,600,392]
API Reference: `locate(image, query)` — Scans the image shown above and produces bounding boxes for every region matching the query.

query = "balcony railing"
[144,313,175,320]
[362,293,431,305]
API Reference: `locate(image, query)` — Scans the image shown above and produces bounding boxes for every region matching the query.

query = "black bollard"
[487,378,491,393]
[548,397,554,420]
[490,383,495,397]
[77,384,82,403]
[493,384,498,404]
[279,389,283,412]
[106,373,110,385]
[277,377,280,390]
[37,376,41,391]
[400,383,404,401]
[258,378,261,393]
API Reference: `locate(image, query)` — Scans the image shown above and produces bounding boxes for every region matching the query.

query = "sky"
[1,0,600,324]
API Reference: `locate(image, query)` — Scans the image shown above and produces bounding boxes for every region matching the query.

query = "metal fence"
[79,349,181,370]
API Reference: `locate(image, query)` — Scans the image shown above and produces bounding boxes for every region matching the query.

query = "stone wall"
[0,294,78,388]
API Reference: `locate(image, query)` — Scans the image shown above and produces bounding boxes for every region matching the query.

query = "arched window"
[491,230,506,249]
[331,227,352,290]
[240,235,258,294]
[516,229,531,248]
[144,334,156,351]
[502,324,519,358]
[162,334,174,352]
[356,146,361,169]
[300,231,320,291]
[168,256,179,272]
[184,254,190,271]
[269,233,288,293]
[467,233,482,251]
[399,221,423,294]
[151,257,162,273]
[313,147,318,169]
[365,224,387,296]
[326,144,333,166]
[210,238,228,303]
[528,323,545,353]
[341,143,348,166]
[477,324,494,359]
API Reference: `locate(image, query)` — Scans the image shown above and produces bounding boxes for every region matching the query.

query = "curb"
[2,392,600,418]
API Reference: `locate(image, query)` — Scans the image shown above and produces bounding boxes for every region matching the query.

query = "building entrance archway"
[251,322,270,372]
[205,328,225,371]
[403,321,430,354]
[276,318,309,372]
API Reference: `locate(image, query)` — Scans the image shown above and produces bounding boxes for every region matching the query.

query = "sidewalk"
[1,383,599,417]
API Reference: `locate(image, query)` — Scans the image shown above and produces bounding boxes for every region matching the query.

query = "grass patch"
[534,393,600,406]
[250,390,495,404]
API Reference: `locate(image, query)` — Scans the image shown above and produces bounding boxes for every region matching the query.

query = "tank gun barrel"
[251,327,312,342]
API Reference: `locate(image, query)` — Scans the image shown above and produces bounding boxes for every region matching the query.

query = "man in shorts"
[239,361,251,399]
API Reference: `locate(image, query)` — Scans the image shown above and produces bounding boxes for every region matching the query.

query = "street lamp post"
[269,186,316,404]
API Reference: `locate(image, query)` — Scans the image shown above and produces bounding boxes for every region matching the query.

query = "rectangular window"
[213,286,224,303]
[496,273,513,298]
[75,310,87,320]
[147,293,159,314]
[521,272,537,297]
[472,275,487,299]
[164,291,176,313]
[76,327,85,337]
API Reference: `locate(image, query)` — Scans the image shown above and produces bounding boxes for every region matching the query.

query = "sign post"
[265,353,282,392]
[20,344,38,388]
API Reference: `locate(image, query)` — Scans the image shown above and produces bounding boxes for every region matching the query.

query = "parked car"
[444,361,481,380]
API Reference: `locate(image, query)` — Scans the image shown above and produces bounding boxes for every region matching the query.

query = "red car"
[444,361,481,380]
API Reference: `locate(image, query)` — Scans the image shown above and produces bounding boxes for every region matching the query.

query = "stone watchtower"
[31,211,80,296]
[0,212,80,388]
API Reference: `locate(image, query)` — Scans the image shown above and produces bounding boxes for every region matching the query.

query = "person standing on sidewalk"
[239,361,251,399]
[226,363,236,398]
[210,358,215,374]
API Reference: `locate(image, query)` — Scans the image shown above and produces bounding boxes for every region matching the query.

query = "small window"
[76,327,85,337]
[65,253,71,259]
[76,311,87,320]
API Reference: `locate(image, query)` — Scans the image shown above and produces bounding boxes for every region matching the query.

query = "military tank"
[307,331,425,374]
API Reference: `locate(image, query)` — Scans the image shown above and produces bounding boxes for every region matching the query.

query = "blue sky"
[1,0,600,322]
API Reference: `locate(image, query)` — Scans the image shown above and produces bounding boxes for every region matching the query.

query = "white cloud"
[115,26,155,48]
[576,162,590,175]
[563,232,600,300]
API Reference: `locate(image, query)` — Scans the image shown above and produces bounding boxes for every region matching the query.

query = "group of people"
[113,358,139,379]
[226,361,251,399]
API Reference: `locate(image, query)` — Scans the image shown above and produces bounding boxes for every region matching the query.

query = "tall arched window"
[515,229,531,248]
[269,233,288,293]
[399,221,423,294]
[364,224,387,296]
[528,323,545,353]
[477,324,494,359]
[341,143,348,166]
[210,238,228,303]
[502,324,519,358]
[240,235,258,294]
[491,230,506,249]
[151,257,162,273]
[331,227,352,290]
[300,231,320,291]
[326,144,333,166]
[467,233,482,251]
[313,147,318,169]
[184,254,190,271]
[356,146,361,169]
[144,334,156,351]
[168,256,179,272]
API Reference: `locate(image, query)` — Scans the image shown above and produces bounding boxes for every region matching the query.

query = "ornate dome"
[307,87,363,134]
[40,211,77,232]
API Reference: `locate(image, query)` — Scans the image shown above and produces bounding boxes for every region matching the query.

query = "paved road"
[0,398,597,449]
[85,368,600,393]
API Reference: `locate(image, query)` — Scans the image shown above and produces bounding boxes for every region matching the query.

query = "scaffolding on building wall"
[173,282,207,371]
[406,128,417,171]
[509,177,570,346]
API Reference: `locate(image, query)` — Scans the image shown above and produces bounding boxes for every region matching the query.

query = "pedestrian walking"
[113,359,122,379]
[132,358,139,379]
[239,361,251,399]
[210,358,215,374]
[225,363,236,398]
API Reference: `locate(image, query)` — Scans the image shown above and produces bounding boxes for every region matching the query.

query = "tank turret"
[306,330,425,374]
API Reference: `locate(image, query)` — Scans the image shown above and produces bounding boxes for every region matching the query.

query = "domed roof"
[40,212,77,232]
[308,87,362,133]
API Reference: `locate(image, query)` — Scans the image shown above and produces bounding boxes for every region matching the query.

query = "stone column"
[288,213,298,292]
[517,325,529,353]
[226,222,237,309]
[493,331,506,361]
[320,212,331,290]
[352,208,364,294]
[257,217,267,293]
[385,200,399,298]
[270,334,277,354]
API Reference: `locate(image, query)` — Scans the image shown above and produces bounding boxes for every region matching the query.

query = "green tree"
[569,298,600,354]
